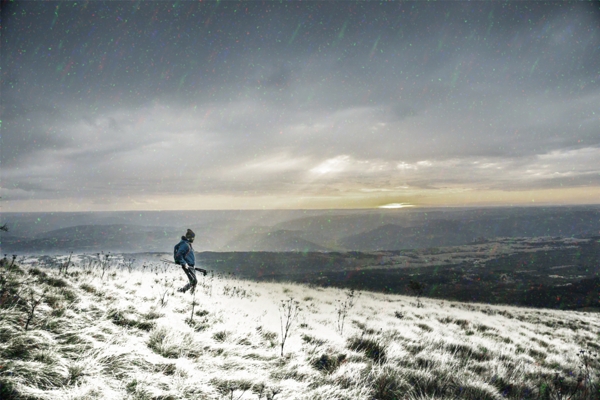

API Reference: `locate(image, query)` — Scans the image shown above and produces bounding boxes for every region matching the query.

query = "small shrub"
[50,307,66,317]
[44,276,68,288]
[32,349,58,365]
[194,309,209,317]
[69,271,80,278]
[148,327,178,358]
[367,365,411,400]
[406,343,425,355]
[257,327,278,341]
[454,319,470,328]
[80,283,97,294]
[445,342,491,362]
[352,320,367,331]
[58,287,78,302]
[44,294,62,309]
[1,334,50,360]
[529,347,545,359]
[142,309,164,320]
[107,308,135,328]
[107,308,153,330]
[211,378,253,399]
[67,362,86,385]
[310,353,346,373]
[454,381,501,399]
[147,326,197,358]
[153,362,177,376]
[252,383,267,399]
[58,332,92,348]
[223,284,249,298]
[29,268,48,278]
[347,335,386,362]
[0,377,17,399]
[255,326,278,348]
[125,379,153,399]
[302,334,326,346]
[577,348,600,398]
[136,320,156,331]
[212,330,229,342]
[185,317,210,332]
[126,379,139,393]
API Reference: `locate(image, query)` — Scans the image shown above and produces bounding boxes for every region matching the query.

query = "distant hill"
[222,229,332,251]
[2,206,599,253]
[1,224,179,254]
[339,221,475,250]
[338,210,600,251]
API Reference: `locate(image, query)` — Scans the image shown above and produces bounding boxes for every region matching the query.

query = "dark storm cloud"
[1,1,599,207]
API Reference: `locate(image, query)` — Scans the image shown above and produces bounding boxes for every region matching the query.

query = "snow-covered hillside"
[1,255,598,399]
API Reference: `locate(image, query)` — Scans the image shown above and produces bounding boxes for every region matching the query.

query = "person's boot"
[178,283,190,293]
[189,285,196,295]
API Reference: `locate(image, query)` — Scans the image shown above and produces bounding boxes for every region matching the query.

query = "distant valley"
[187,236,600,312]
[2,206,599,253]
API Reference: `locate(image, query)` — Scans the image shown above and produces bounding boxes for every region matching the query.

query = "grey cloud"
[2,1,599,207]
[518,173,600,190]
[0,180,58,198]
[385,103,418,122]
[258,62,293,88]
[0,92,59,123]
[1,115,69,168]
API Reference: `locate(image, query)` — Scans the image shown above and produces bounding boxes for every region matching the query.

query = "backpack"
[175,239,194,262]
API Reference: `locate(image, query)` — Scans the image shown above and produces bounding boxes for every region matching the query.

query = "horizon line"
[2,203,600,214]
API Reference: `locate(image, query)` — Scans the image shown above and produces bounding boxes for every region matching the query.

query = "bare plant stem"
[335,288,359,335]
[279,297,300,357]
[268,387,281,400]
[61,251,73,275]
[25,288,45,331]
[100,253,111,280]
[190,289,197,323]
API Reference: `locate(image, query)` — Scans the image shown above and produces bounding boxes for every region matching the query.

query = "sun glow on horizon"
[378,203,415,209]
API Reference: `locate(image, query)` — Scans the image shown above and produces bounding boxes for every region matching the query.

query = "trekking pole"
[160,259,207,276]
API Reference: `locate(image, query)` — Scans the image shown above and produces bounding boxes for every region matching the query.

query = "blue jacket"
[174,237,195,266]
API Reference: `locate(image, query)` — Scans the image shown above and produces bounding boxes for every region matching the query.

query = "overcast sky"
[2,1,599,211]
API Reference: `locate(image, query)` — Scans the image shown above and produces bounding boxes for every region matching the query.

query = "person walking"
[174,228,198,294]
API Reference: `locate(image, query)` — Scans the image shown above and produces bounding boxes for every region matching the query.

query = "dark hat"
[185,229,196,239]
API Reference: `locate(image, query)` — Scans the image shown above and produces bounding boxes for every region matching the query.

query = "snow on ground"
[1,255,598,399]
